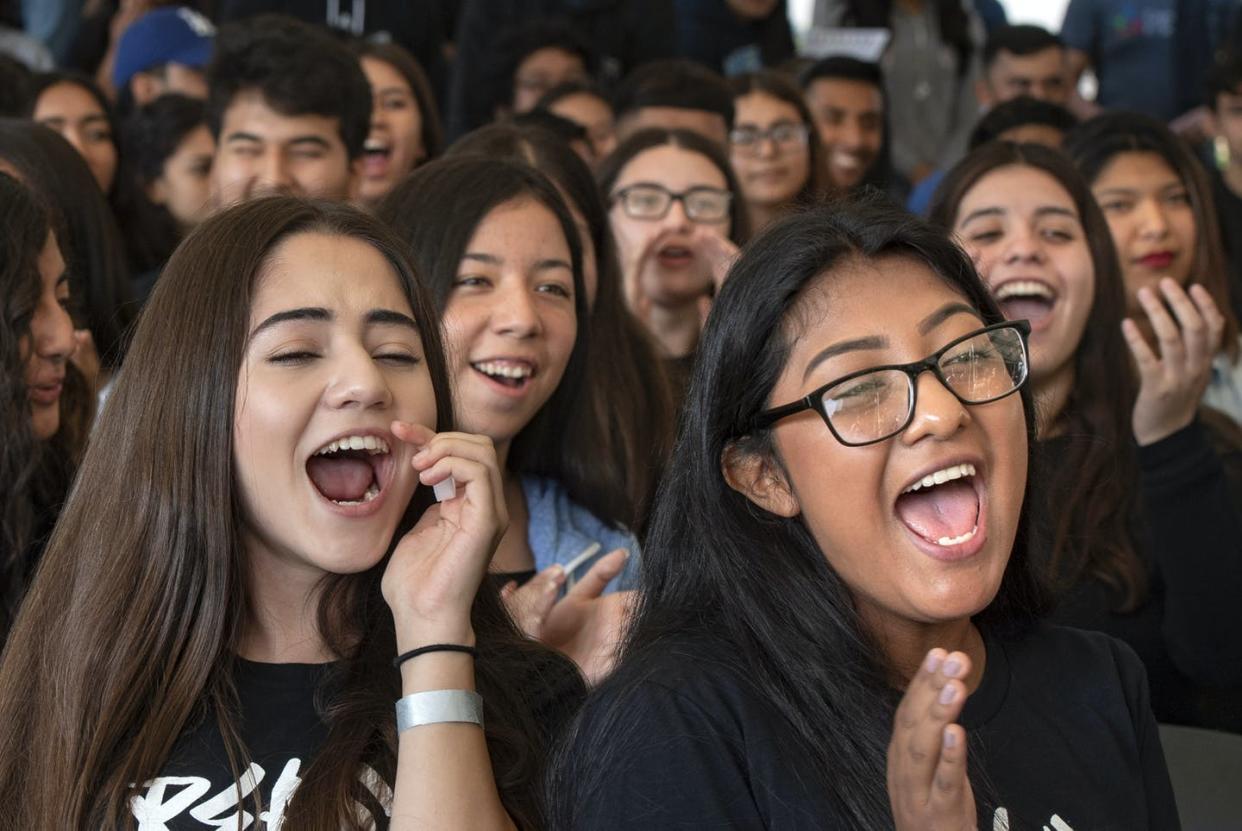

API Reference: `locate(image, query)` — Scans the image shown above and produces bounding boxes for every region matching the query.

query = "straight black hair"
[550,199,1049,828]
[611,59,735,128]
[968,97,1077,150]
[982,24,1063,68]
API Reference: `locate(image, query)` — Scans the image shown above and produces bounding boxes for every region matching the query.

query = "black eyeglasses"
[752,321,1030,446]
[729,123,810,155]
[610,183,732,223]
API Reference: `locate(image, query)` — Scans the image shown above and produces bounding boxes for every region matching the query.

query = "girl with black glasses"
[551,200,1178,829]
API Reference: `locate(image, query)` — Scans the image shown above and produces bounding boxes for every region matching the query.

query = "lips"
[656,245,694,268]
[894,460,989,562]
[27,378,64,406]
[1137,251,1175,270]
[304,429,397,517]
[991,278,1058,333]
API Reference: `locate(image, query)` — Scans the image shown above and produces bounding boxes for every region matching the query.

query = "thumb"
[567,549,629,599]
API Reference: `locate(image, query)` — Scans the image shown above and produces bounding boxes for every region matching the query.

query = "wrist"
[392,612,475,654]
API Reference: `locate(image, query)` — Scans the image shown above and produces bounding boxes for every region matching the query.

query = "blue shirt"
[522,475,640,594]
[1061,0,1178,120]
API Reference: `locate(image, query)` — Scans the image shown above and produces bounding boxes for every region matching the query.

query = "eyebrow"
[800,302,979,382]
[250,307,418,338]
[958,205,1077,228]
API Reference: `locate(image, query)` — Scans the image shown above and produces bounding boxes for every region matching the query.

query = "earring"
[1214,134,1231,171]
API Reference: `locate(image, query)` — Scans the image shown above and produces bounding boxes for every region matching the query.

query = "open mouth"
[472,359,535,390]
[993,279,1057,330]
[305,433,393,507]
[362,139,392,177]
[895,462,983,551]
[656,245,694,268]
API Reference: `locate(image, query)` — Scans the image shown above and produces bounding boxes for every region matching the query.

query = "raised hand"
[381,421,508,650]
[1123,279,1226,446]
[887,649,976,831]
[501,550,633,684]
[691,225,740,296]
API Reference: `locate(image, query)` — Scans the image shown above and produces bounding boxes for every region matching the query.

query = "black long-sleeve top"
[1042,418,1242,732]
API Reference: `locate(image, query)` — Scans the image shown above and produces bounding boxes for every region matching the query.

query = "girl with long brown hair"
[930,141,1242,732]
[0,196,583,828]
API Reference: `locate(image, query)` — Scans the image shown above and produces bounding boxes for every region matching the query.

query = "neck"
[1225,162,1242,197]
[647,300,702,358]
[866,611,987,694]
[238,535,335,664]
[1032,364,1074,439]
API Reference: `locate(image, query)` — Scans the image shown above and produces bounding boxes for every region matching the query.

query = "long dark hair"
[114,93,208,275]
[0,172,90,641]
[597,127,752,245]
[376,157,601,519]
[929,141,1146,609]
[0,119,134,372]
[0,197,580,829]
[730,70,828,204]
[1064,111,1241,360]
[447,123,675,532]
[550,199,1049,828]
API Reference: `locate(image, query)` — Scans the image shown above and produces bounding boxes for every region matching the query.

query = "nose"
[490,280,542,338]
[900,370,970,445]
[659,196,693,232]
[839,117,864,151]
[755,133,779,158]
[256,149,294,195]
[1135,197,1171,239]
[32,297,75,363]
[324,345,393,410]
[1002,224,1045,263]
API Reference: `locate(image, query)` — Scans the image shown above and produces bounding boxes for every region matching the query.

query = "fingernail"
[943,658,962,678]
[924,651,943,673]
[939,684,958,705]
[943,728,957,749]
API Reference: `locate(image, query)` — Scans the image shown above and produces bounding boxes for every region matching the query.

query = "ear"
[721,439,801,518]
[974,78,993,109]
[145,176,168,206]
[130,72,164,107]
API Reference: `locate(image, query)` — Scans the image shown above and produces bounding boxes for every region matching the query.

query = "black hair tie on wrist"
[393,643,477,669]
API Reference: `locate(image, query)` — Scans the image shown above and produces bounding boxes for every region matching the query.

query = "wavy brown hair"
[0,196,581,829]
[0,172,91,641]
[930,141,1146,609]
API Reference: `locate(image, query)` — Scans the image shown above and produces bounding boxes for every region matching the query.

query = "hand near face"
[381,421,508,649]
[691,225,740,296]
[887,649,976,831]
[501,550,633,684]
[1123,279,1226,446]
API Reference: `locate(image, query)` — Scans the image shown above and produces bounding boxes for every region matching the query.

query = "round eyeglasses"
[752,321,1031,447]
[729,123,810,155]
[610,183,732,224]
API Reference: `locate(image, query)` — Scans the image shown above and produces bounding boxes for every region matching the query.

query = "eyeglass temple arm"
[751,397,813,430]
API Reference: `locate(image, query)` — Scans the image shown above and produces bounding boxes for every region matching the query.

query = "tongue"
[895,480,979,542]
[999,296,1053,324]
[306,455,373,502]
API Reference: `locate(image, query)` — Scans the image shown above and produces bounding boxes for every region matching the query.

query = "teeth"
[474,361,533,379]
[994,280,1054,301]
[314,435,391,456]
[936,526,978,547]
[903,463,976,494]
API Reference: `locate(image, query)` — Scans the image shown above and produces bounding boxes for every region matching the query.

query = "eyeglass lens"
[820,327,1027,445]
[618,185,730,222]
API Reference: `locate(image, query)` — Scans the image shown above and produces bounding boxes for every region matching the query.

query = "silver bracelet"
[395,689,484,733]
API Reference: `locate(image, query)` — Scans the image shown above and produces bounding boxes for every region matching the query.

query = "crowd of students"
[0,2,1240,828]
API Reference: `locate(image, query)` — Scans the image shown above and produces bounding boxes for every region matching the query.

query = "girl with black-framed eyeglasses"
[550,200,1178,830]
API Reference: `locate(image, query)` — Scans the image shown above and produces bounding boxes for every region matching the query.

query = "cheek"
[610,213,655,257]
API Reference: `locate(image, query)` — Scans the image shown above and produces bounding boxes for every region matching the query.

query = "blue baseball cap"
[113,7,215,92]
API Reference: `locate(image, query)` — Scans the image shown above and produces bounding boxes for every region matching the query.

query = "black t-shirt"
[559,625,1179,830]
[127,659,389,829]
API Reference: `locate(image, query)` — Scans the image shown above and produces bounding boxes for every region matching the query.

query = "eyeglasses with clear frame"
[610,183,732,224]
[729,122,811,155]
[751,321,1031,447]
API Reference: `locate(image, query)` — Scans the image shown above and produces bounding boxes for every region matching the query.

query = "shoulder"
[1000,624,1150,711]
[521,475,641,590]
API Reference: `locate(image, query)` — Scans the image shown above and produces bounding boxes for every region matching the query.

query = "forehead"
[805,78,883,112]
[251,232,412,321]
[957,164,1075,219]
[1093,151,1180,189]
[615,143,726,190]
[735,91,801,124]
[36,82,102,114]
[221,90,346,147]
[361,56,411,92]
[787,255,971,349]
[464,197,570,256]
